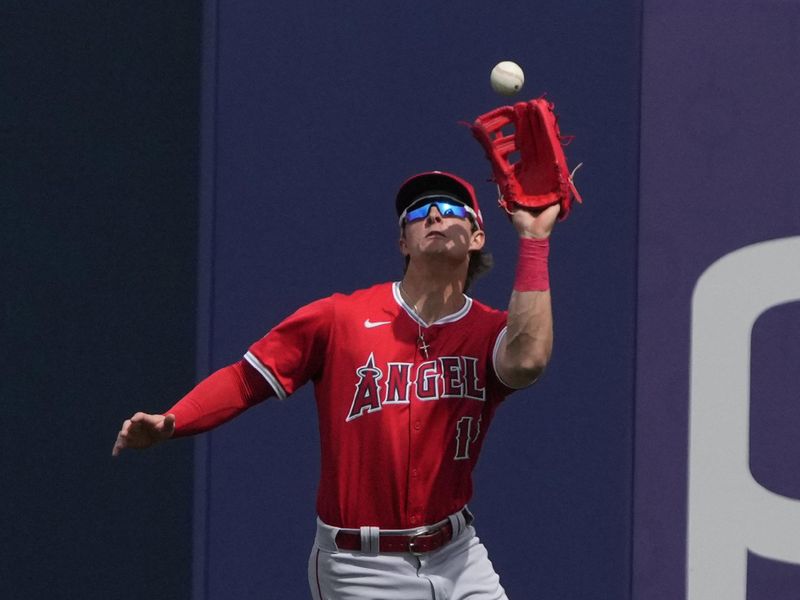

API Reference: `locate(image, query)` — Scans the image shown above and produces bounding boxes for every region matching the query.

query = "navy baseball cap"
[395,171,484,230]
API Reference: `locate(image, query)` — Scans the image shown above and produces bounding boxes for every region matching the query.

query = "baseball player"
[113,170,559,599]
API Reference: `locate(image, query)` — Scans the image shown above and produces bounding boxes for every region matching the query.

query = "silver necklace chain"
[399,282,430,359]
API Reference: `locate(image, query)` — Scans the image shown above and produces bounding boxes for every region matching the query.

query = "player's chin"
[420,245,469,265]
[420,241,457,256]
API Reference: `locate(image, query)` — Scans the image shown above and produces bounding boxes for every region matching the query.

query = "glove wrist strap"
[514,237,550,292]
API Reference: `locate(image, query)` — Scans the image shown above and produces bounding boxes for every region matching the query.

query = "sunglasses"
[399,195,477,226]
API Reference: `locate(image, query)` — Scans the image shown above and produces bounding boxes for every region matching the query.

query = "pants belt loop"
[448,508,467,540]
[463,506,474,526]
[360,526,380,554]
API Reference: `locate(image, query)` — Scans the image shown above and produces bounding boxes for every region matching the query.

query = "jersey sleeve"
[167,359,274,436]
[244,296,333,399]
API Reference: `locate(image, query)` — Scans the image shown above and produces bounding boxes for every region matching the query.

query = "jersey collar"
[392,281,472,328]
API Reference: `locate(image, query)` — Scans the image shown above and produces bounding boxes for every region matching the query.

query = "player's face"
[399,203,485,264]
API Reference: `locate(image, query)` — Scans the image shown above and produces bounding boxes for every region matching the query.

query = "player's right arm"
[113,296,333,456]
[111,359,273,456]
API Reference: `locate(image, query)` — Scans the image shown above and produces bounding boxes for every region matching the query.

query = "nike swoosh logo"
[364,319,391,329]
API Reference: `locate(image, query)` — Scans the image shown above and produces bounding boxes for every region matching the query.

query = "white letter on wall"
[687,236,800,599]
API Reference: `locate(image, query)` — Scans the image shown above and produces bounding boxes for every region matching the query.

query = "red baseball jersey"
[245,281,517,529]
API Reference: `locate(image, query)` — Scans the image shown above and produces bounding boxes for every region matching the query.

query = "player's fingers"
[540,204,561,231]
[519,203,559,219]
[161,414,176,436]
[113,413,170,455]
[112,430,128,457]
[542,203,561,218]
[131,412,168,432]
[115,418,142,451]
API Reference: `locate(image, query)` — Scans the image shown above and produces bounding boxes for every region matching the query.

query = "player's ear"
[398,228,409,256]
[469,229,485,252]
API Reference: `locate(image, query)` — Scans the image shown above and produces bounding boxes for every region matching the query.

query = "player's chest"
[324,317,491,421]
[339,313,482,360]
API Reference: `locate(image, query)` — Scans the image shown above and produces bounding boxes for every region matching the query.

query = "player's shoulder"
[286,283,392,326]
[327,281,394,305]
[327,282,393,310]
[462,295,508,336]
[466,295,507,321]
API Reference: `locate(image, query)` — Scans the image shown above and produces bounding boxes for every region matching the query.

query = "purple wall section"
[634,2,800,599]
[194,0,800,597]
[195,1,641,598]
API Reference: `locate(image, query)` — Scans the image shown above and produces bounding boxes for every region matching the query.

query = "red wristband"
[514,237,550,291]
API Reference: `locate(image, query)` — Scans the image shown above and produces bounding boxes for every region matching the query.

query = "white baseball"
[490,61,525,96]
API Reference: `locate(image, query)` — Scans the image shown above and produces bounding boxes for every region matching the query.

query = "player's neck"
[400,264,467,323]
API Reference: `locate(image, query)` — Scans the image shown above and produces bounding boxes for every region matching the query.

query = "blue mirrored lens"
[405,200,468,222]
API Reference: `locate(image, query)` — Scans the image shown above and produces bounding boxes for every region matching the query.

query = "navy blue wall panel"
[3,3,200,598]
[198,1,640,598]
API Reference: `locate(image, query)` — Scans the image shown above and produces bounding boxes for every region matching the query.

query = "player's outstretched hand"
[510,203,560,240]
[112,412,175,456]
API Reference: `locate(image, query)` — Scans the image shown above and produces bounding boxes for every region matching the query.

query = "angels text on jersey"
[347,352,486,422]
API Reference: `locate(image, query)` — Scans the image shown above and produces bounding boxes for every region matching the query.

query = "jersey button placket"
[408,411,424,526]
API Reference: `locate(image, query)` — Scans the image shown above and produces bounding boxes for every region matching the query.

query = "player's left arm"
[494,203,559,389]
